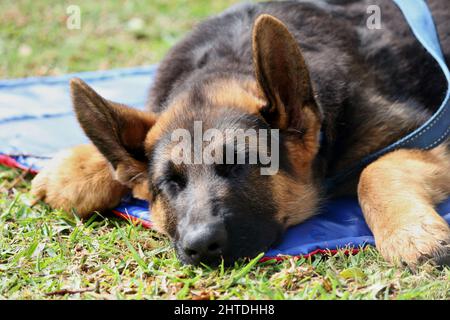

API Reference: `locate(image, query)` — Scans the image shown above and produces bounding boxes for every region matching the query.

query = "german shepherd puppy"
[32,0,450,268]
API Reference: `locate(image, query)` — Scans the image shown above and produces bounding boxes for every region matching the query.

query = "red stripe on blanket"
[0,154,38,174]
[112,209,153,229]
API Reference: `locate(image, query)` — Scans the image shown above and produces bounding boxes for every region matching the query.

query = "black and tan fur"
[32,0,450,267]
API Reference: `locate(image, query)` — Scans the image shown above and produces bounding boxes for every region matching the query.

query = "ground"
[0,0,449,300]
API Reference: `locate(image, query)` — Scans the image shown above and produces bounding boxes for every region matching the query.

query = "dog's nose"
[181,222,227,265]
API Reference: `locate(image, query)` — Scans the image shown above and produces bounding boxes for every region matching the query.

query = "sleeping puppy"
[32,0,450,268]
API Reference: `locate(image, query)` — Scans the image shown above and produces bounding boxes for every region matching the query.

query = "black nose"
[181,222,227,265]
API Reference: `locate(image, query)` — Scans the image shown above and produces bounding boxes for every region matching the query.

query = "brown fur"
[204,78,266,114]
[31,144,128,219]
[150,197,174,235]
[272,172,319,226]
[71,78,155,199]
[144,95,185,153]
[358,145,450,267]
[250,15,323,228]
[70,78,158,165]
[31,144,154,218]
[252,15,319,130]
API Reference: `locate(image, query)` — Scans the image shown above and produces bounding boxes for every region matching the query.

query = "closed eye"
[215,163,247,178]
[161,161,187,196]
[165,172,186,194]
[216,147,250,178]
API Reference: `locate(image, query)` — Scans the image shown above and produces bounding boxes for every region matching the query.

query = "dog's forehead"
[144,77,268,156]
[147,111,263,176]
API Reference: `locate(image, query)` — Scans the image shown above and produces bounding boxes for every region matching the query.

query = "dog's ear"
[252,14,321,131]
[70,78,156,198]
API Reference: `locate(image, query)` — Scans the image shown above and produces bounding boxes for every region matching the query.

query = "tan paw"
[31,145,129,219]
[375,215,450,269]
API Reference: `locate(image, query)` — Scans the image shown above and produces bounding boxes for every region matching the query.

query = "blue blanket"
[1,66,449,259]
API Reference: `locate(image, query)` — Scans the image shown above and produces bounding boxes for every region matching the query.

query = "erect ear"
[252,14,321,131]
[70,78,156,198]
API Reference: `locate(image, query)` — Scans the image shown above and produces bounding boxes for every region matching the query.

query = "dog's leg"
[31,144,129,219]
[358,144,450,268]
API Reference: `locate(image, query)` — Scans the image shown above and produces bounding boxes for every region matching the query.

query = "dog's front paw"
[31,145,128,219]
[375,216,450,269]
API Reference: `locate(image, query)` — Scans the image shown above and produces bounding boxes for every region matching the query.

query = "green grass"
[1,0,449,300]
[0,0,242,78]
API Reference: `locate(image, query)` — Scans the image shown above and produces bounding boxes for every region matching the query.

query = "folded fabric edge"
[0,65,158,88]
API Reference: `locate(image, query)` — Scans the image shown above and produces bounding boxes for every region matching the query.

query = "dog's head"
[70,15,323,265]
